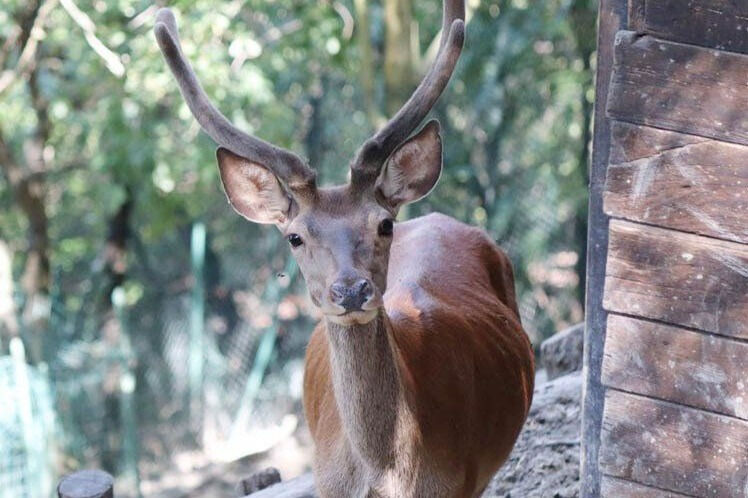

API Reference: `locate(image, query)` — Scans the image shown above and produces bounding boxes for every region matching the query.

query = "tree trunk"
[0,67,53,362]
[304,74,326,170]
[384,0,416,115]
[0,4,59,358]
[19,70,51,363]
[96,187,134,473]
[354,0,378,126]
[100,187,134,309]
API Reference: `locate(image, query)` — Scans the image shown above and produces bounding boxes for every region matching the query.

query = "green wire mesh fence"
[0,223,309,497]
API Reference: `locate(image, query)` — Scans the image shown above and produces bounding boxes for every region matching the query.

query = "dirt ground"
[143,369,582,498]
[139,423,314,498]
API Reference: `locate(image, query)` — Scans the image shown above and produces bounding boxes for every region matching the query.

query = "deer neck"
[325,311,405,471]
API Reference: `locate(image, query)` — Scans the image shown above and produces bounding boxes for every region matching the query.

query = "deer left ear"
[216,147,293,225]
[375,120,443,211]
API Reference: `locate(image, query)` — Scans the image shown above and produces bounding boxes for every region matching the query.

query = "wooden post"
[580,0,626,496]
[57,470,114,498]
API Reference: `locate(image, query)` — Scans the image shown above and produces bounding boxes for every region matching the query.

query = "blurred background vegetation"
[0,0,597,496]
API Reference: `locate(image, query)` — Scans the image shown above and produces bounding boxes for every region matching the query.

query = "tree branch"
[0,0,57,96]
[353,0,380,126]
[0,1,40,71]
[0,127,24,187]
[0,25,22,71]
[60,0,125,77]
[333,2,354,40]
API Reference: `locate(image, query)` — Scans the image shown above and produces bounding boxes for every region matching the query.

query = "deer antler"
[351,0,465,184]
[154,9,316,191]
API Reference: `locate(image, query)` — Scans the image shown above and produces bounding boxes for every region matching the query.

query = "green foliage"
[0,0,596,341]
[417,0,595,338]
[0,0,598,487]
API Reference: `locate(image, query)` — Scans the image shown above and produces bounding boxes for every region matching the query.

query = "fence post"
[9,337,45,496]
[111,288,141,497]
[57,470,114,498]
[189,222,206,435]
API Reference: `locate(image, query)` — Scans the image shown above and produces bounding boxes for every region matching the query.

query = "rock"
[540,323,584,380]
[482,371,582,498]
[237,467,282,495]
[244,473,316,498]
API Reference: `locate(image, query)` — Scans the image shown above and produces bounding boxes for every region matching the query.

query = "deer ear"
[216,147,292,225]
[375,120,442,211]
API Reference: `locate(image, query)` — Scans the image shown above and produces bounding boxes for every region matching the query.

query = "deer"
[154,2,534,496]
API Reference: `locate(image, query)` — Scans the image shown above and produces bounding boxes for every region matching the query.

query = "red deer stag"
[155,2,534,496]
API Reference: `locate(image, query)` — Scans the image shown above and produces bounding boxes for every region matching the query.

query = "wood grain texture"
[600,390,748,498]
[604,122,748,243]
[607,32,748,146]
[628,0,645,32]
[643,0,748,54]
[602,314,748,420]
[580,1,627,496]
[603,220,748,338]
[601,476,692,498]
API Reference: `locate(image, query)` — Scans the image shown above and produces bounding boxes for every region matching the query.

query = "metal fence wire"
[0,224,310,497]
[0,340,57,498]
[0,199,582,496]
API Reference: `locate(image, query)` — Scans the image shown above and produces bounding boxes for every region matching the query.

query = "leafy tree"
[0,0,597,480]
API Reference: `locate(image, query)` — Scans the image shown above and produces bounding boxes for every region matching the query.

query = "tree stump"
[57,470,114,498]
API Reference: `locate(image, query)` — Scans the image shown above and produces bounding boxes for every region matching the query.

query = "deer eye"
[287,233,304,247]
[378,219,394,237]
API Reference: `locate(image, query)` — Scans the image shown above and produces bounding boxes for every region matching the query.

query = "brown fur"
[155,4,533,495]
[304,213,534,497]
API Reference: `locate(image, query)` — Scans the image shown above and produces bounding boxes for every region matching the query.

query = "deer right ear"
[375,120,443,211]
[216,147,293,225]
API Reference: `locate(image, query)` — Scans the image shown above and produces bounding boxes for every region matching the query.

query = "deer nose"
[329,278,373,312]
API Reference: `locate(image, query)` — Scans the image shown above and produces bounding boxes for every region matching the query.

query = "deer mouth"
[326,308,380,326]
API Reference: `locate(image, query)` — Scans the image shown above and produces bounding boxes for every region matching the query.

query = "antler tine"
[440,0,466,50]
[154,8,316,190]
[351,0,465,183]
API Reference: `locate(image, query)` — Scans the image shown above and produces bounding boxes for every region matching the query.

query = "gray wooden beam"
[580,1,627,497]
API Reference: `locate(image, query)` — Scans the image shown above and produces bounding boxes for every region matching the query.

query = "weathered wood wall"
[583,1,748,496]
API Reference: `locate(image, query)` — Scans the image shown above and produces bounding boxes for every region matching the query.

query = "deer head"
[155,2,464,325]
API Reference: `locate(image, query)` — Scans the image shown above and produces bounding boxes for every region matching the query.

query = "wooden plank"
[628,0,645,32]
[600,390,748,498]
[601,476,691,498]
[580,0,627,496]
[607,31,748,146]
[603,220,748,338]
[604,122,748,244]
[602,314,748,420]
[643,0,748,55]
